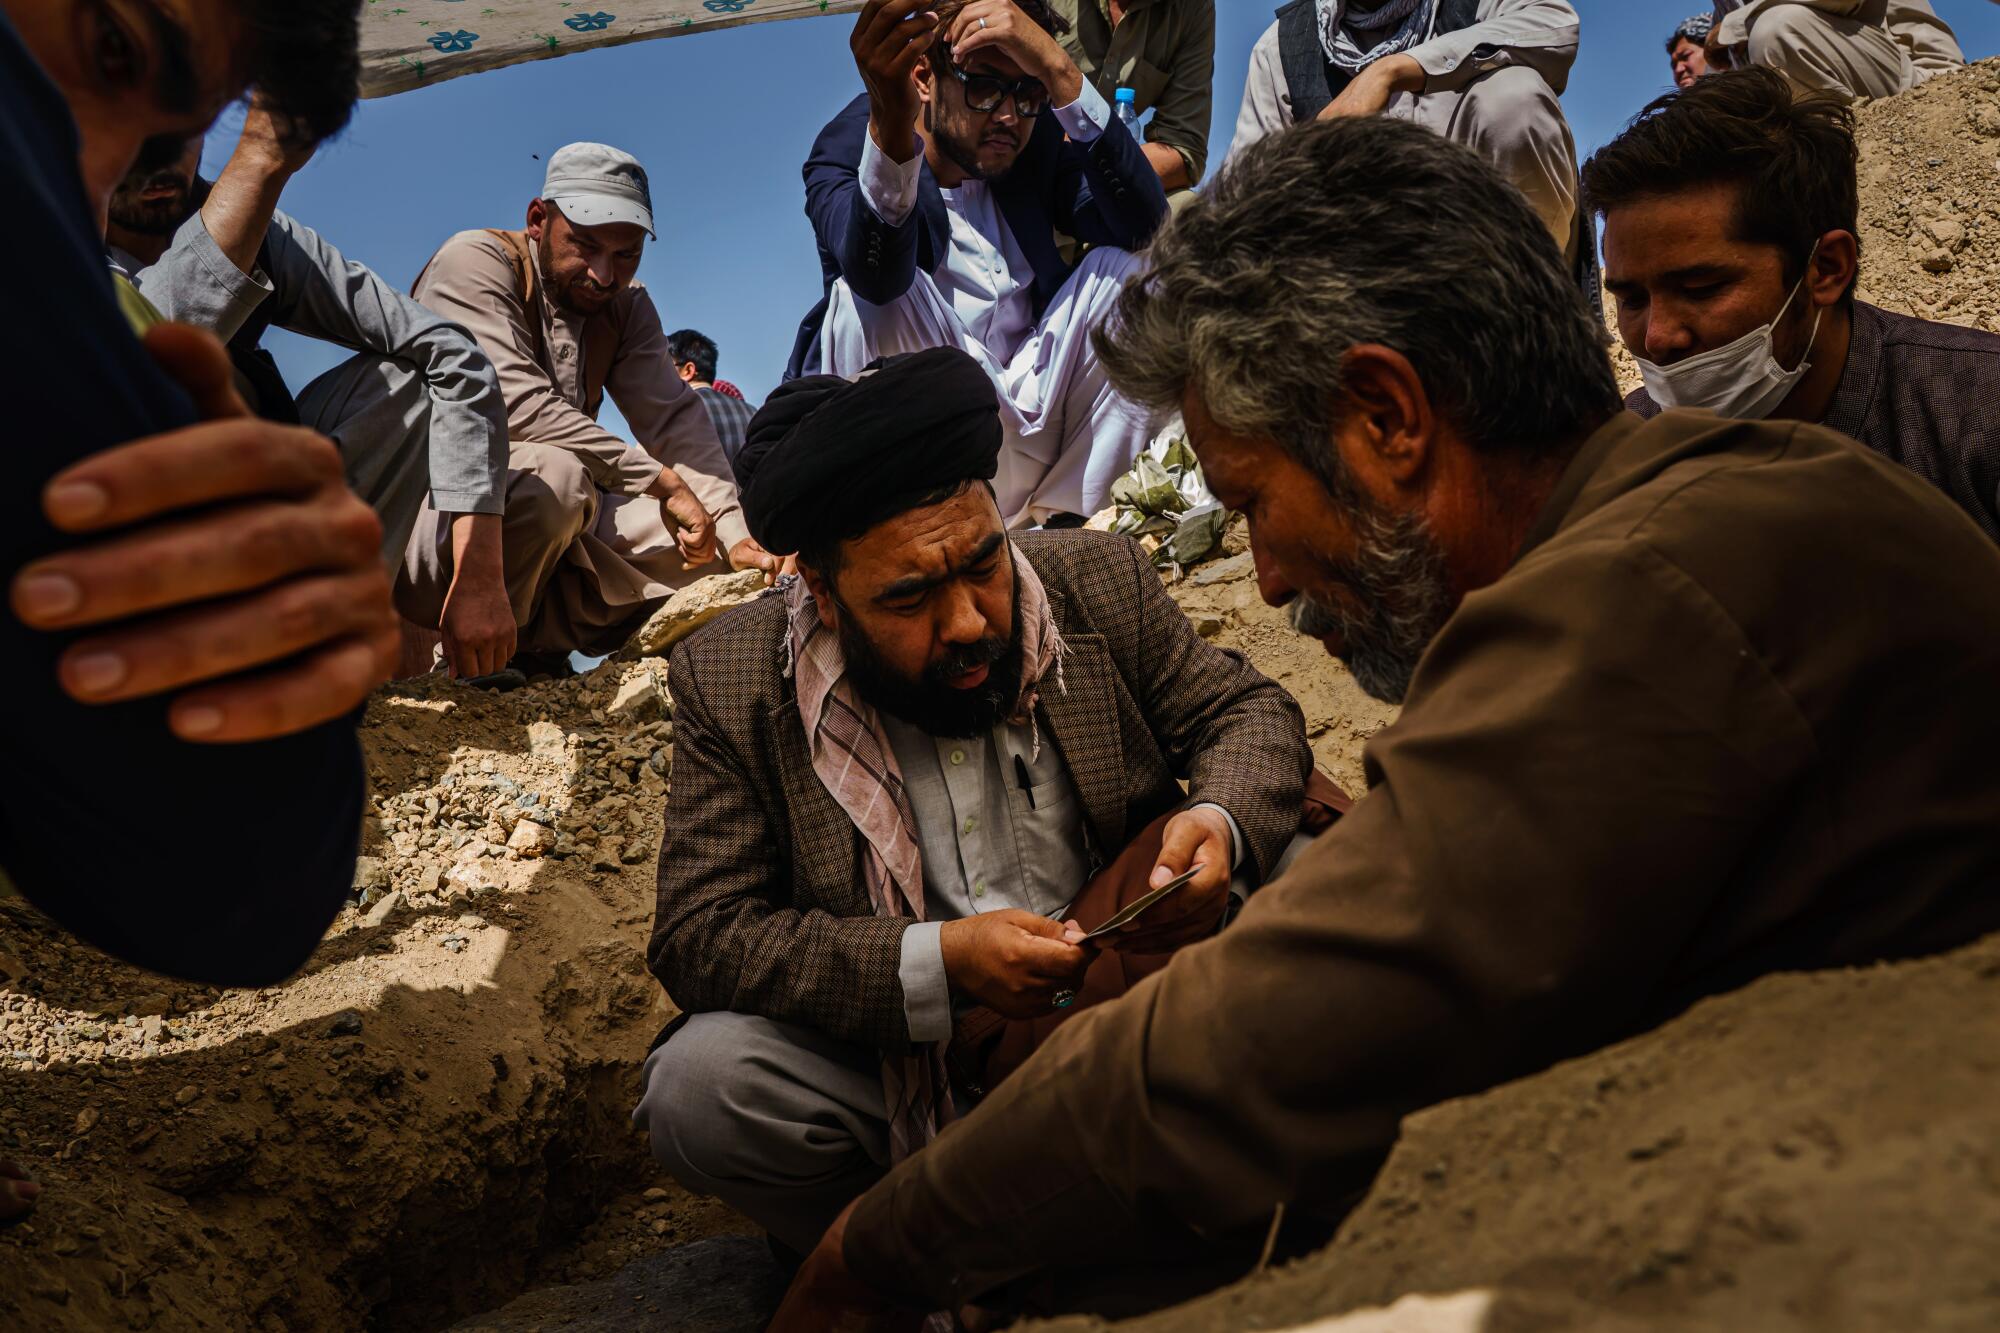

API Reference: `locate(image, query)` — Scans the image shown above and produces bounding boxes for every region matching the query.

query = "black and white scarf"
[1315,0,1444,75]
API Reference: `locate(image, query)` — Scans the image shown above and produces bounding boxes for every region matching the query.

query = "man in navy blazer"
[789,0,1171,527]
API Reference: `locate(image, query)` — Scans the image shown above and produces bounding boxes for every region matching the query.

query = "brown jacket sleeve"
[845,536,1817,1309]
[606,288,750,553]
[411,230,661,498]
[649,636,916,1049]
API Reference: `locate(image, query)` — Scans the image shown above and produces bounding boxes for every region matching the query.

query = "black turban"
[736,348,1002,557]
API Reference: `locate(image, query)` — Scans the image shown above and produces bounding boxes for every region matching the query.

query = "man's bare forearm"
[1142,142,1190,192]
[201,105,313,277]
[447,511,505,591]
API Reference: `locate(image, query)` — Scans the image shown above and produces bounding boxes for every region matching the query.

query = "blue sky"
[241,1,2000,414]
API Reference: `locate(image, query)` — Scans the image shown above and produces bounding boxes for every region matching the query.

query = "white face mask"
[1635,249,1825,420]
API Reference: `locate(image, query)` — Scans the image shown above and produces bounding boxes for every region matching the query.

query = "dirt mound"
[0,653,746,1331]
[0,558,1384,1330]
[1854,59,2000,327]
[1034,931,2000,1333]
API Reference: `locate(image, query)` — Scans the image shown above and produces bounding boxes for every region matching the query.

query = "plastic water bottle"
[1114,86,1140,136]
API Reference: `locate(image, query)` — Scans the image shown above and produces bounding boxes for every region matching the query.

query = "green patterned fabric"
[359,0,864,98]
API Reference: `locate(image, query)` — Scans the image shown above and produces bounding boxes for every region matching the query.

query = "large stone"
[506,820,556,858]
[608,672,668,725]
[624,571,768,659]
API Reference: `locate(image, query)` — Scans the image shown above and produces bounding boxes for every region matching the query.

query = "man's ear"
[915,53,936,110]
[525,198,548,244]
[1808,229,1858,311]
[1334,344,1436,494]
[800,563,841,633]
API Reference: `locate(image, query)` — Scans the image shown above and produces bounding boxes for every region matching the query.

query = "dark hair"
[796,479,986,581]
[1583,67,1857,300]
[1095,116,1619,493]
[666,329,719,384]
[924,0,1068,66]
[230,0,364,149]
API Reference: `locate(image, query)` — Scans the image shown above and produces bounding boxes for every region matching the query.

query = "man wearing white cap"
[406,143,784,668]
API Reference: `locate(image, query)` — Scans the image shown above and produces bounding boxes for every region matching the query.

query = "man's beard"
[109,134,198,236]
[1288,503,1454,705]
[536,239,614,316]
[839,585,1028,739]
[927,102,1012,183]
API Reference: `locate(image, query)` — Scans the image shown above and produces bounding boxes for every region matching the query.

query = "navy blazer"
[786,92,1170,380]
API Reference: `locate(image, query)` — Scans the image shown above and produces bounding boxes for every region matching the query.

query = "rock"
[130,992,170,1018]
[607,673,666,725]
[440,935,469,954]
[351,856,391,896]
[618,839,652,866]
[362,891,405,929]
[1972,101,2000,137]
[591,840,625,872]
[173,1085,201,1107]
[506,820,556,858]
[1189,551,1256,587]
[623,570,767,658]
[324,1010,363,1038]
[139,1015,164,1042]
[73,1107,100,1136]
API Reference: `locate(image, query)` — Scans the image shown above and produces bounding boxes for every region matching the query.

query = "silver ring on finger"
[1051,989,1077,1010]
[978,15,989,28]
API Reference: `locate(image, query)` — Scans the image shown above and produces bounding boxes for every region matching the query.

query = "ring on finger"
[978,15,988,28]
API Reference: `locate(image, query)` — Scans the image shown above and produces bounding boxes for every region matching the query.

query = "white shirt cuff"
[897,921,953,1044]
[1190,802,1246,871]
[858,127,923,228]
[1054,81,1110,144]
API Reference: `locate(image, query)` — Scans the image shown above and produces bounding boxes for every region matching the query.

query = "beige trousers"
[1743,2,1915,99]
[400,440,718,657]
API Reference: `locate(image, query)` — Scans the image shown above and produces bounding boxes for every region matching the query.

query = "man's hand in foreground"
[728,536,796,587]
[942,908,1092,1017]
[650,465,717,566]
[0,1160,40,1228]
[769,1201,924,1333]
[1104,805,1232,955]
[945,0,1085,108]
[1316,53,1425,121]
[439,512,517,678]
[854,0,941,162]
[8,325,396,743]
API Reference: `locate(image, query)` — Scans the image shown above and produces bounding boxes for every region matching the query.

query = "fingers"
[31,417,343,536]
[13,489,382,632]
[53,567,391,706]
[144,323,251,422]
[164,625,397,744]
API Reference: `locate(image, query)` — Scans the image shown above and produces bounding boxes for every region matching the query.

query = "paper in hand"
[1081,867,1201,942]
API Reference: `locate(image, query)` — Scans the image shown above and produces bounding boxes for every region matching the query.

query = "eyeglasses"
[943,57,1050,118]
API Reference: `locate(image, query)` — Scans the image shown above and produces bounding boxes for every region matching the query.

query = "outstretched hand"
[9,324,398,743]
[1104,806,1232,955]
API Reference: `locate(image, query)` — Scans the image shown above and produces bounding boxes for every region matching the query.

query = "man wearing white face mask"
[1588,69,2000,541]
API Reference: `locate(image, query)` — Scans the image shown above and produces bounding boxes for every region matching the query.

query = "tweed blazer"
[647,530,1313,1050]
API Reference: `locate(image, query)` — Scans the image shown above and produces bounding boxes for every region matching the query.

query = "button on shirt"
[884,717,1091,1044]
[857,85,1112,365]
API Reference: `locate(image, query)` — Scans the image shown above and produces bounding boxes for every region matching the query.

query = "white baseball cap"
[541,142,656,239]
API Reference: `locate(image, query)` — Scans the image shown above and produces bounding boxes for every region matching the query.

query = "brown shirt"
[411,228,748,552]
[1053,0,1216,185]
[845,409,2000,1309]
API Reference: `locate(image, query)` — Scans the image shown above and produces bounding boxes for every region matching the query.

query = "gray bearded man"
[768,116,2000,1330]
[630,348,1318,1261]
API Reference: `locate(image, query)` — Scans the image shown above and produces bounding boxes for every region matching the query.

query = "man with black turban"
[631,348,1317,1262]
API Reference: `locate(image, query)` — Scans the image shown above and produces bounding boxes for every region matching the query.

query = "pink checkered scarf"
[783,543,1065,1162]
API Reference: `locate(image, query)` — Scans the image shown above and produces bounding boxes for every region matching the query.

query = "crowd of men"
[6,0,2000,1323]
